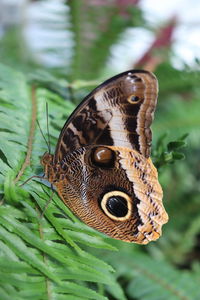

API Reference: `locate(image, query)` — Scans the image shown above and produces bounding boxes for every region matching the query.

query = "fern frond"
[68,1,143,80]
[0,64,126,300]
[126,253,200,300]
[104,251,200,300]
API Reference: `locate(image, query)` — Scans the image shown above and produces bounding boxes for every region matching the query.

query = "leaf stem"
[14,85,37,184]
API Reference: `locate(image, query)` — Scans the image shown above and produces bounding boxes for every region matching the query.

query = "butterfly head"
[41,152,58,183]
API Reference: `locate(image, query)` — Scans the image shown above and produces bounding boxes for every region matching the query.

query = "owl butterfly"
[41,70,168,244]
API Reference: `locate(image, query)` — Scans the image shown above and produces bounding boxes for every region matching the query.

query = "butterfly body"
[41,70,168,244]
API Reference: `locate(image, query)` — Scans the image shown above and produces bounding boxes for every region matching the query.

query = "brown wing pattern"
[54,70,158,163]
[41,69,168,244]
[53,145,168,244]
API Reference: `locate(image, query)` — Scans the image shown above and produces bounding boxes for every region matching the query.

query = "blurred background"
[1,0,200,75]
[0,0,200,299]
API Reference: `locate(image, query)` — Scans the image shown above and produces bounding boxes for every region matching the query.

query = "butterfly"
[41,70,168,244]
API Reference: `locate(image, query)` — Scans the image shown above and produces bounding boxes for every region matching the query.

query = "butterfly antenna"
[46,102,51,154]
[36,119,50,153]
[19,175,44,187]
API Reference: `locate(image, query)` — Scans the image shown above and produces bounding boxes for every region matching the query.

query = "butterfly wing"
[55,145,168,244]
[46,69,168,244]
[54,70,158,163]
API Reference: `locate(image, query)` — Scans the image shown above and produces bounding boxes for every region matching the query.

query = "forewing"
[54,70,158,163]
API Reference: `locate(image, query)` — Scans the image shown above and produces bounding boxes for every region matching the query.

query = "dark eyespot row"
[88,147,132,221]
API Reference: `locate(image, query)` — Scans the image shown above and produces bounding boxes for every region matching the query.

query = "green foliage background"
[0,1,200,300]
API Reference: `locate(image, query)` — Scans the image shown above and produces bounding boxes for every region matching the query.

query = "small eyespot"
[127,94,141,104]
[101,191,132,221]
[89,146,115,168]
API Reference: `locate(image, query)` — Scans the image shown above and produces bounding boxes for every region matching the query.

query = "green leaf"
[104,250,200,300]
[0,63,121,299]
[172,152,185,160]
[167,141,186,152]
[153,133,188,169]
[126,253,200,300]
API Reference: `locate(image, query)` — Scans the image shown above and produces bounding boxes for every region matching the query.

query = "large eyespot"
[90,146,115,168]
[101,191,132,221]
[127,94,142,104]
